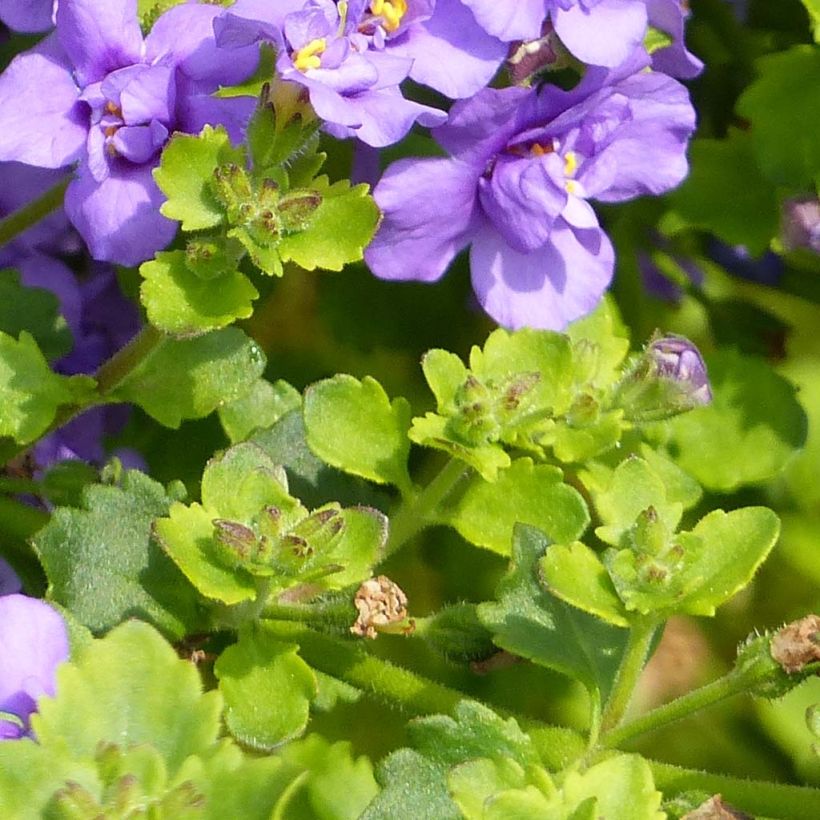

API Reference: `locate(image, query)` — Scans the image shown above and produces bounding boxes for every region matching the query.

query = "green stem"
[0,176,70,248]
[261,618,586,770]
[602,659,780,749]
[2,325,165,468]
[385,457,468,557]
[600,617,659,732]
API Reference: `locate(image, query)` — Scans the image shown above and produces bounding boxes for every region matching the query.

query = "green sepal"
[214,622,317,751]
[0,269,73,361]
[479,525,629,698]
[140,249,258,335]
[0,330,95,444]
[154,124,244,230]
[277,179,380,271]
[34,469,204,638]
[437,458,590,555]
[303,374,413,493]
[111,327,265,428]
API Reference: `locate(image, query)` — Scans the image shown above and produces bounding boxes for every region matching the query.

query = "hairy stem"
[0,176,70,249]
[600,617,659,732]
[385,457,468,557]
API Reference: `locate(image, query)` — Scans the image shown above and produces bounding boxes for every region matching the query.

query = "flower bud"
[781,196,820,254]
[613,334,712,422]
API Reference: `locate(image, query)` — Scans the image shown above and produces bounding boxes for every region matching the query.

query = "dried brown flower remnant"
[770,614,820,673]
[351,575,413,639]
[682,794,751,820]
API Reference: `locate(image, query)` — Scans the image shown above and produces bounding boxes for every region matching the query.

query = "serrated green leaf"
[566,298,630,388]
[480,526,629,696]
[803,0,820,42]
[325,505,387,588]
[422,348,470,408]
[34,469,203,638]
[539,540,631,627]
[0,331,93,444]
[215,622,317,750]
[220,378,301,443]
[153,501,258,604]
[593,456,683,548]
[140,250,258,336]
[736,46,820,187]
[637,445,702,511]
[304,374,413,493]
[112,327,266,428]
[0,269,72,360]
[33,620,223,772]
[278,180,379,270]
[438,459,589,555]
[666,132,779,254]
[154,125,243,230]
[662,350,808,491]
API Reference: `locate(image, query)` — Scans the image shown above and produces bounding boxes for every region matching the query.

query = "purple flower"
[0,594,69,740]
[647,334,712,406]
[781,197,820,255]
[0,559,21,597]
[365,54,696,329]
[217,0,482,145]
[0,0,54,33]
[708,240,783,286]
[0,0,259,266]
[645,0,703,80]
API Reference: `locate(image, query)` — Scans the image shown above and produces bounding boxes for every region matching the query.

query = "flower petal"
[0,0,54,33]
[459,0,546,42]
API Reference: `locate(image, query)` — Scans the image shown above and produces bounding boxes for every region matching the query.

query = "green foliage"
[214,622,317,750]
[112,328,266,428]
[478,525,628,699]
[34,469,203,638]
[660,350,808,491]
[736,46,820,187]
[219,378,301,444]
[0,269,72,360]
[0,330,94,444]
[438,459,589,555]
[303,374,413,493]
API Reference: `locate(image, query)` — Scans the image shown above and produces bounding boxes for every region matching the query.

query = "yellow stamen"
[293,38,327,72]
[530,141,554,157]
[565,179,580,195]
[370,0,407,33]
[563,150,578,177]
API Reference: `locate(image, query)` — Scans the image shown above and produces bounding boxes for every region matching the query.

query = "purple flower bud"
[781,197,820,255]
[0,594,69,740]
[647,335,712,406]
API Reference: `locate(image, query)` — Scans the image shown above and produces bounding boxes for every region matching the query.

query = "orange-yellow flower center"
[370,0,408,33]
[293,38,327,72]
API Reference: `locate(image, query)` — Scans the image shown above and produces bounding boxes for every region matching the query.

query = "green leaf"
[479,525,629,697]
[34,469,203,638]
[0,269,72,360]
[539,540,630,627]
[140,250,258,336]
[736,46,820,187]
[662,350,808,491]
[154,125,243,230]
[214,622,317,750]
[278,180,379,271]
[803,0,820,42]
[438,459,589,555]
[34,620,223,773]
[304,374,413,493]
[220,378,301,443]
[153,500,259,605]
[112,327,266,428]
[592,456,683,548]
[666,132,779,254]
[565,298,630,389]
[0,331,94,444]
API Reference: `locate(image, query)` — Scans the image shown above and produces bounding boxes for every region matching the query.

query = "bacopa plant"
[1,0,819,817]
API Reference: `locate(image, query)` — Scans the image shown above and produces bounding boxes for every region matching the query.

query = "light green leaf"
[565,298,630,389]
[662,350,808,491]
[803,0,820,42]
[215,623,317,751]
[33,620,223,773]
[278,180,379,271]
[439,459,589,555]
[480,526,629,696]
[421,348,470,408]
[539,540,631,627]
[154,125,243,230]
[140,250,258,336]
[304,374,412,493]
[112,327,266,428]
[34,470,203,638]
[0,331,94,444]
[220,378,301,443]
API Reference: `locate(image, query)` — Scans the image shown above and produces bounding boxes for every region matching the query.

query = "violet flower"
[365,53,696,329]
[0,0,54,33]
[0,594,69,740]
[0,0,259,266]
[216,0,489,145]
[0,558,21,597]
